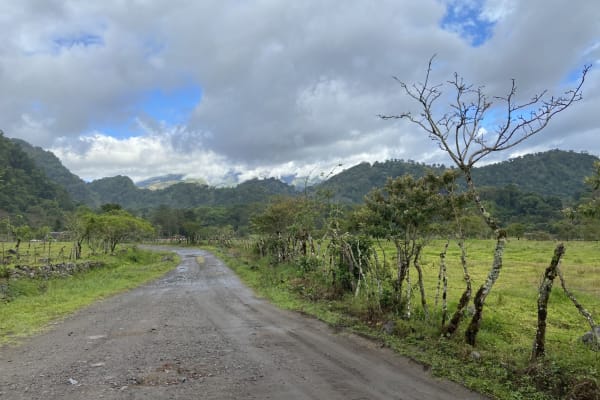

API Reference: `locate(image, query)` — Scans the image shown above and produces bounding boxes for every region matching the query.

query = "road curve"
[0,248,486,399]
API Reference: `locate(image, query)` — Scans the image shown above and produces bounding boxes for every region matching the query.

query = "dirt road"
[0,248,486,399]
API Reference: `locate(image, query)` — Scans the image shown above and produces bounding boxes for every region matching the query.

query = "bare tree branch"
[380,56,590,171]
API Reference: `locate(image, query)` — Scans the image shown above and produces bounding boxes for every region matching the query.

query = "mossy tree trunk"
[463,169,507,346]
[531,243,565,361]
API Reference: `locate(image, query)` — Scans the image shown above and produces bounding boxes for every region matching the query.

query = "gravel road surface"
[0,248,486,399]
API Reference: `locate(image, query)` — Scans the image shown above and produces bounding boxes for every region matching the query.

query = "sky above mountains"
[2,1,599,185]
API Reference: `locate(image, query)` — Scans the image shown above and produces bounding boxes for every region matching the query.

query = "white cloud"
[0,0,598,186]
[51,130,231,184]
[480,0,516,22]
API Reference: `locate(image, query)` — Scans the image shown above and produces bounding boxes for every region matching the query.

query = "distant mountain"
[136,174,208,190]
[11,138,99,206]
[136,174,185,189]
[0,134,72,229]
[86,176,296,210]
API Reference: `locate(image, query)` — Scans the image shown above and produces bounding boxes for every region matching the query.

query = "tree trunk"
[436,240,449,327]
[531,243,565,361]
[413,245,428,318]
[443,238,471,336]
[465,233,506,346]
[463,169,506,346]
[405,261,412,319]
[15,238,21,258]
[77,240,82,260]
[395,242,408,310]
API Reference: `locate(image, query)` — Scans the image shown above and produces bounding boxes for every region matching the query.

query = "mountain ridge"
[10,137,598,210]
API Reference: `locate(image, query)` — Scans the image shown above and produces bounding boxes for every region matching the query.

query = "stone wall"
[8,261,106,280]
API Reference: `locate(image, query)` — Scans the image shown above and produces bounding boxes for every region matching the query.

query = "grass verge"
[0,245,179,345]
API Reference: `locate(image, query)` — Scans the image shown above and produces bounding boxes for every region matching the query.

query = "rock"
[382,320,395,335]
[68,378,78,385]
[470,351,481,361]
[581,326,600,350]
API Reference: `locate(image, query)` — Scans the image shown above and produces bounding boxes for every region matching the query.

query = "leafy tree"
[251,197,305,262]
[100,203,123,213]
[506,222,526,240]
[66,208,96,259]
[11,224,32,254]
[181,221,204,244]
[89,210,154,254]
[35,225,51,241]
[362,171,462,317]
[251,193,325,264]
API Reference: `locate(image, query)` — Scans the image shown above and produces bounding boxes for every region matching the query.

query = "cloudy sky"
[1,0,599,185]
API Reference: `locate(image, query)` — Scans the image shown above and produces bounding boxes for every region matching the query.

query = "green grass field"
[215,239,600,400]
[389,239,599,348]
[0,244,179,345]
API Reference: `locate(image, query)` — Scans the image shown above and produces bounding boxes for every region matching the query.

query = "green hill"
[317,150,598,204]
[11,138,99,206]
[471,150,598,201]
[0,133,72,230]
[317,160,447,203]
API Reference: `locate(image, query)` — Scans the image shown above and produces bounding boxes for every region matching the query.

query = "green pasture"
[384,240,599,387]
[399,240,599,348]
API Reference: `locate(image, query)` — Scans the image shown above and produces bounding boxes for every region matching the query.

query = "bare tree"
[381,56,590,345]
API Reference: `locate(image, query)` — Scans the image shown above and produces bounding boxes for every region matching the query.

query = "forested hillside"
[12,138,99,206]
[472,150,599,200]
[318,150,598,204]
[0,133,72,230]
[317,160,447,203]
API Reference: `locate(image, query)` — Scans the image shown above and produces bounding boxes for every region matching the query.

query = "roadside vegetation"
[211,239,598,400]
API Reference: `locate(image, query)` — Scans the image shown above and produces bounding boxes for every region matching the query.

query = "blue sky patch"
[561,64,591,86]
[440,2,496,47]
[138,84,202,125]
[91,84,203,139]
[95,118,139,139]
[53,33,104,49]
